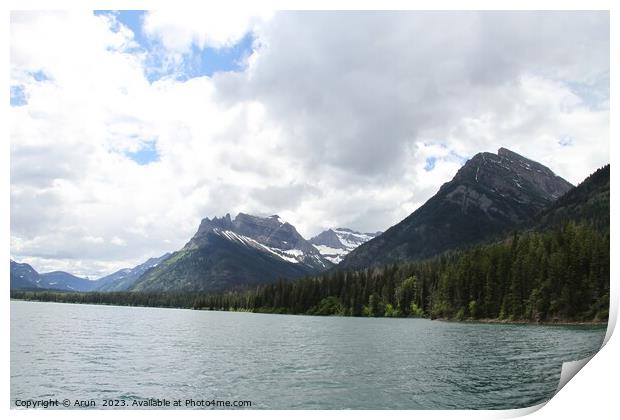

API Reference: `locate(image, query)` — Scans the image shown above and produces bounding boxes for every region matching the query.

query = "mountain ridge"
[534,164,609,230]
[338,147,573,270]
[95,253,172,291]
[10,254,173,292]
[10,261,95,291]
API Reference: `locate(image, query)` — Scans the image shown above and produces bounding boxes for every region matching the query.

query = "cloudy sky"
[10,10,609,278]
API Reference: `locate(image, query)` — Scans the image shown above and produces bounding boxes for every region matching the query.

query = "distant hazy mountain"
[310,228,381,264]
[10,260,42,289]
[39,271,98,291]
[10,254,172,292]
[10,260,95,291]
[131,213,333,292]
[94,253,171,292]
[338,147,574,270]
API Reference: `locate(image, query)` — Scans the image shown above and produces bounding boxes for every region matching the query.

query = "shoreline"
[11,298,608,326]
[433,317,608,327]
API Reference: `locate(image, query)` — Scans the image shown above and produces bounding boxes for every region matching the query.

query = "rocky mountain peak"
[135,212,333,292]
[447,147,573,220]
[309,229,342,249]
[183,212,329,271]
[497,147,523,159]
[339,147,575,270]
[195,213,233,234]
[310,227,382,264]
[231,213,313,253]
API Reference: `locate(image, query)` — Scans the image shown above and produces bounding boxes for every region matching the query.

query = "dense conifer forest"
[195,221,609,322]
[12,221,609,322]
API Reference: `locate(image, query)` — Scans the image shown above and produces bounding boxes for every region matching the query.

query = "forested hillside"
[192,222,608,322]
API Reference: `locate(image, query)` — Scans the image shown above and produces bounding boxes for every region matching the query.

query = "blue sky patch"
[108,10,148,44]
[94,10,255,81]
[30,70,49,82]
[424,157,437,171]
[10,85,27,106]
[185,32,254,79]
[125,141,160,165]
[11,72,50,106]
[424,149,468,172]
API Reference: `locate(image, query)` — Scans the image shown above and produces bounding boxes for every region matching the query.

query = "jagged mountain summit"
[338,147,573,270]
[131,213,333,292]
[185,213,327,269]
[310,228,381,263]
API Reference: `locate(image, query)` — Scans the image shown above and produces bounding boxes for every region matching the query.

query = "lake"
[10,300,606,409]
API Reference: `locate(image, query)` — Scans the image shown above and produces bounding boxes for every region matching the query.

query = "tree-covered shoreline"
[9,298,608,327]
[11,221,609,324]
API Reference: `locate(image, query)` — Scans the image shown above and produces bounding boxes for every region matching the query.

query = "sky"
[10,10,610,278]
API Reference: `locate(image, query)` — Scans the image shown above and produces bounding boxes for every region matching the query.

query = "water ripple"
[11,301,606,409]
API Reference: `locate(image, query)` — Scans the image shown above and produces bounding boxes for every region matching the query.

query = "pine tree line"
[193,222,608,322]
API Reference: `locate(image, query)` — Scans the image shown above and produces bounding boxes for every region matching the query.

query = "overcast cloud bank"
[10,11,609,277]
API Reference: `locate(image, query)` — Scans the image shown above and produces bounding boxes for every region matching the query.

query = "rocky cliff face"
[445,147,573,223]
[233,213,319,255]
[338,148,573,270]
[185,213,328,270]
[131,213,332,292]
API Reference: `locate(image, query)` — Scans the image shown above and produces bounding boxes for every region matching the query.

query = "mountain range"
[10,253,170,292]
[10,260,97,291]
[11,147,606,295]
[10,217,376,293]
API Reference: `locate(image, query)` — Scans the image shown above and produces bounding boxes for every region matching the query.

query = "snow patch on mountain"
[310,228,381,264]
[215,229,324,267]
[313,244,349,264]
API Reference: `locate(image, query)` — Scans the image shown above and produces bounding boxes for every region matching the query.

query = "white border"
[2,1,616,419]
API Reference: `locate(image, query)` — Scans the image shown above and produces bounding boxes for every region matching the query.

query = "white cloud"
[143,9,272,52]
[83,236,105,244]
[111,236,127,246]
[10,11,609,278]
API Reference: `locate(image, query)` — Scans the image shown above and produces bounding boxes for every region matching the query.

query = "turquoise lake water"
[10,300,607,409]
